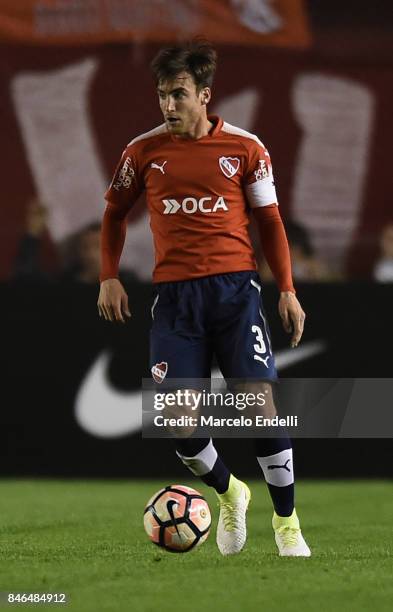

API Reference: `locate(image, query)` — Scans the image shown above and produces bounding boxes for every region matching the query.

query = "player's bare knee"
[233,381,277,419]
[162,388,201,438]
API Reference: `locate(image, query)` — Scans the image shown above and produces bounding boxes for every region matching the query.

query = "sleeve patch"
[255,159,270,181]
[112,156,136,191]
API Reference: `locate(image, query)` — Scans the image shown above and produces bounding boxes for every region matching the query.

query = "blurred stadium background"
[1,0,393,480]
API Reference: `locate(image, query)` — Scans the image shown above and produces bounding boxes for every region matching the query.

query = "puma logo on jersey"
[219,156,240,178]
[151,160,167,174]
[162,196,228,215]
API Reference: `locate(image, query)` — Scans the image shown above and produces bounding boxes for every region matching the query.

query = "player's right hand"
[97,278,131,323]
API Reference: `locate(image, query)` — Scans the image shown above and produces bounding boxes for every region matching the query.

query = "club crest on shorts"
[151,361,168,383]
[219,156,240,178]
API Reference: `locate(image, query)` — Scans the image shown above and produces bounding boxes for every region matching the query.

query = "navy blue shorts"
[149,271,277,386]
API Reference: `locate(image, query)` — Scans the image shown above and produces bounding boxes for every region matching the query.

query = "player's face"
[157,72,210,136]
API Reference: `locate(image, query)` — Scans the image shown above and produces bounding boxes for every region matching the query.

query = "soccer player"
[98,41,310,557]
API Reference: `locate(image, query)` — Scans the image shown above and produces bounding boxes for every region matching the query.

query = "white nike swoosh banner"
[75,340,326,439]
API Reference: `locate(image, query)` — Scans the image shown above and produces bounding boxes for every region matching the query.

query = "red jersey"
[104,115,278,283]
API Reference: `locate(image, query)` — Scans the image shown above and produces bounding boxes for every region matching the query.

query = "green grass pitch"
[0,480,392,611]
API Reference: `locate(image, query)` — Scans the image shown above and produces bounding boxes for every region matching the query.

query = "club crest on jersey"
[219,156,240,178]
[151,362,168,384]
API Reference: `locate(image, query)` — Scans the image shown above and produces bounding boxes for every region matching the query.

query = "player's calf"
[162,388,201,438]
[175,439,250,555]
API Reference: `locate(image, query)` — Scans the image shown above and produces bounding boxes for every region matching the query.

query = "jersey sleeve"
[105,145,144,210]
[100,145,144,282]
[253,205,295,293]
[243,140,278,209]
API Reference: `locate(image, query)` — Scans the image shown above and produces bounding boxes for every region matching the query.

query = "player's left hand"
[278,291,306,348]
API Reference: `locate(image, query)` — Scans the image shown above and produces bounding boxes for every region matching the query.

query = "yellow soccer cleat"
[216,475,251,556]
[272,508,311,557]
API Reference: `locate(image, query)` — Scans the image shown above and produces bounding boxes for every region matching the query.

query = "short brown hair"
[151,39,217,92]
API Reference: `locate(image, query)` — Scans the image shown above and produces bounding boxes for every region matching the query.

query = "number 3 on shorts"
[251,324,268,360]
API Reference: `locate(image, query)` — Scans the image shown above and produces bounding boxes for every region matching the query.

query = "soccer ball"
[143,485,211,552]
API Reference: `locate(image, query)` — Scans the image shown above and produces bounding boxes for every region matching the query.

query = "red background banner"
[0,0,311,47]
[1,43,392,280]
